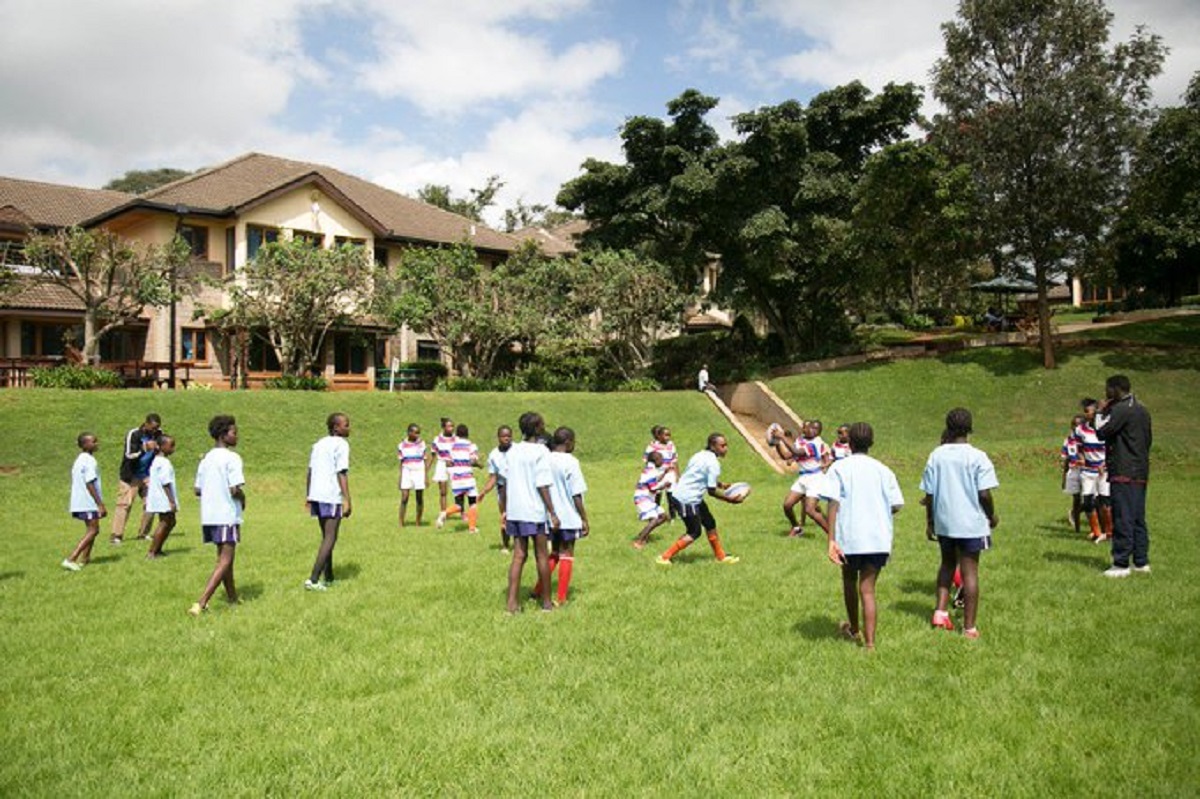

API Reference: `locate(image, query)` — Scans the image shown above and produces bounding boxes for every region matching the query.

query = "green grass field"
[1,346,1197,796]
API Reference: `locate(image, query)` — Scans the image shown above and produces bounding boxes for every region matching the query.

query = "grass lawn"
[2,348,1197,796]
[1062,313,1200,347]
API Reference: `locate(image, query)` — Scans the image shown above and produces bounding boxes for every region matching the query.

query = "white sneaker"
[1132,564,1151,574]
[303,579,327,592]
[436,512,446,529]
[61,559,82,572]
[1103,566,1132,578]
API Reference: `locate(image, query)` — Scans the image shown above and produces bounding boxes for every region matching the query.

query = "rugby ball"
[725,482,752,501]
[765,423,784,446]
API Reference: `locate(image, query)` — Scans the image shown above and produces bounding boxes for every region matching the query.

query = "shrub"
[263,375,328,391]
[29,364,123,390]
[615,377,661,392]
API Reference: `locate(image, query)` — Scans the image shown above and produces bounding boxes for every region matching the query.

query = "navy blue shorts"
[309,502,343,519]
[938,535,991,557]
[202,524,241,545]
[668,496,716,539]
[505,519,548,539]
[71,511,101,521]
[843,552,889,571]
[553,527,584,543]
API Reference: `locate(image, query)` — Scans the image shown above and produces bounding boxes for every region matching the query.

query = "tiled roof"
[1,278,86,311]
[0,177,131,228]
[137,152,519,252]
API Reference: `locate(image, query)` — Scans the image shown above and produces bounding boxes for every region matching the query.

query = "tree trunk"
[1035,262,1056,369]
[83,311,100,365]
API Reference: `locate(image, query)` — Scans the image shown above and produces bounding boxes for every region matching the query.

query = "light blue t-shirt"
[548,451,588,530]
[672,450,721,506]
[69,452,102,513]
[487,446,508,485]
[504,441,553,523]
[819,453,905,554]
[919,443,999,539]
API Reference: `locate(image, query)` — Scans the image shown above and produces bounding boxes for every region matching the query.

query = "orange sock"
[1088,512,1101,538]
[466,505,478,530]
[1100,506,1113,536]
[556,556,574,603]
[446,504,462,517]
[706,532,726,561]
[662,537,691,561]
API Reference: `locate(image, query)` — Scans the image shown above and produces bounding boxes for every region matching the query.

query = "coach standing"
[110,413,162,544]
[1097,375,1152,578]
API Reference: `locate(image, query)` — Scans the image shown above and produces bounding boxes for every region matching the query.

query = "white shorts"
[789,471,826,497]
[400,466,426,491]
[432,460,449,483]
[634,491,666,521]
[1080,471,1109,498]
[1062,469,1081,495]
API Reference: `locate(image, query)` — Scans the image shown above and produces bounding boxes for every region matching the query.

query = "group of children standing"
[1060,398,1113,544]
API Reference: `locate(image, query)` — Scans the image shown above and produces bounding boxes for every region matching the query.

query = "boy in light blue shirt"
[820,422,904,650]
[656,433,743,566]
[920,408,999,639]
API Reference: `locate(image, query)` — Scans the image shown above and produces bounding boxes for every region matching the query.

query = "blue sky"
[1,0,1197,227]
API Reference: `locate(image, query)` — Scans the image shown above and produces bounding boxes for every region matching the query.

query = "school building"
[0,153,520,389]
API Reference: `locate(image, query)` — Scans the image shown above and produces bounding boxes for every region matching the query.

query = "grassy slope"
[0,347,1197,796]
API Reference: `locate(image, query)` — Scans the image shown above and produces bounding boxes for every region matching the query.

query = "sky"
[1,0,1197,228]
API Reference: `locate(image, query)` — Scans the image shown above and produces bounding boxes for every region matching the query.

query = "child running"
[819,422,904,650]
[1061,414,1085,534]
[478,425,514,552]
[144,435,179,559]
[448,423,481,533]
[645,425,679,520]
[536,426,590,606]
[831,424,852,462]
[62,432,107,571]
[305,412,352,591]
[431,417,457,528]
[774,420,832,538]
[921,408,999,639]
[504,412,558,613]
[656,433,743,566]
[632,450,670,549]
[397,423,428,528]
[189,415,246,616]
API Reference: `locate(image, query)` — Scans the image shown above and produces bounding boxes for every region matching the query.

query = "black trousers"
[1109,481,1149,568]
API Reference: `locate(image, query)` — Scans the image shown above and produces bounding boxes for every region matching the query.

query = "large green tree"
[417,176,504,222]
[931,0,1164,367]
[1113,71,1200,304]
[558,83,921,357]
[22,227,189,363]
[214,238,375,376]
[103,168,192,194]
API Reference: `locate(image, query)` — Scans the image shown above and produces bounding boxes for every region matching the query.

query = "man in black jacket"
[110,413,162,544]
[1096,375,1152,577]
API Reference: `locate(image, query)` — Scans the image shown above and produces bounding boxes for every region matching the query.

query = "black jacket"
[1097,396,1152,481]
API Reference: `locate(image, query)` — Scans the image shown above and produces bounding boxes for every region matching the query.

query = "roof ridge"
[0,174,131,198]
[142,152,271,198]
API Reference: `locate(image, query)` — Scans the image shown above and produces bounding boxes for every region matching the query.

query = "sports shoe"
[963,628,981,640]
[1103,566,1132,578]
[631,540,646,550]
[61,559,82,572]
[654,555,673,567]
[1094,534,1110,544]
[717,555,740,564]
[109,537,123,545]
[186,603,205,617]
[435,512,446,529]
[931,612,954,631]
[303,579,327,591]
[788,526,804,538]
[1132,564,1151,574]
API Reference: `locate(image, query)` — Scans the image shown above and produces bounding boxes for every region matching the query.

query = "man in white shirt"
[305,413,352,591]
[504,412,558,613]
[819,423,904,650]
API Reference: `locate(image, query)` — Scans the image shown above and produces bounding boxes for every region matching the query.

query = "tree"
[378,242,516,378]
[417,175,504,222]
[853,139,983,316]
[214,238,375,376]
[558,83,921,358]
[1113,71,1200,304]
[22,227,188,363]
[103,168,192,194]
[502,199,578,233]
[932,0,1165,368]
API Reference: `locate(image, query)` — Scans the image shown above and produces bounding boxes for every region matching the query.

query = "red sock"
[556,556,574,603]
[1088,513,1101,537]
[952,567,963,589]
[661,537,691,561]
[535,555,560,596]
[1100,506,1113,536]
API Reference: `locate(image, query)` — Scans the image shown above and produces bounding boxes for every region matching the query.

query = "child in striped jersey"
[448,423,481,533]
[832,425,852,462]
[1076,399,1112,543]
[773,419,832,538]
[431,417,456,528]
[1061,414,1084,534]
[632,450,670,549]
[645,425,678,519]
[397,423,428,527]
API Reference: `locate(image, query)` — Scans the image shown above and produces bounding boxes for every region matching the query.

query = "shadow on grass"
[1035,524,1085,540]
[793,615,839,641]
[160,546,195,556]
[0,571,24,582]
[891,600,931,622]
[237,582,266,602]
[896,579,929,596]
[1043,551,1108,570]
[88,554,121,565]
[333,562,361,581]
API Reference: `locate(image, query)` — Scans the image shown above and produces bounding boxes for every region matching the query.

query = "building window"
[292,229,323,248]
[225,227,236,275]
[373,246,388,268]
[333,333,368,375]
[246,332,281,372]
[335,236,366,250]
[180,328,208,363]
[247,225,280,260]
[178,224,209,259]
[416,339,441,363]
[1,239,26,267]
[98,330,144,363]
[19,322,82,357]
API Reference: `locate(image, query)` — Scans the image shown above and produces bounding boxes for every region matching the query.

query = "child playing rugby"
[632,450,670,549]
[397,423,427,528]
[62,433,107,571]
[478,425,514,552]
[449,423,481,533]
[656,433,743,566]
[921,408,999,639]
[144,435,178,559]
[504,412,558,613]
[188,415,246,616]
[819,423,904,650]
[774,420,832,538]
[305,413,351,591]
[536,427,590,605]
[1061,414,1084,535]
[431,417,456,528]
